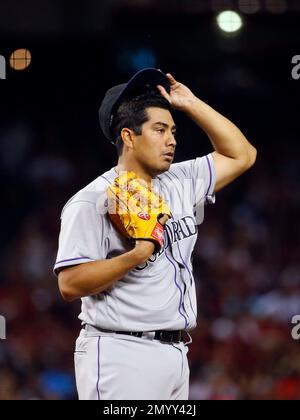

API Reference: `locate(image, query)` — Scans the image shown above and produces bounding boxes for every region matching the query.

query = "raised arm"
[157,73,257,192]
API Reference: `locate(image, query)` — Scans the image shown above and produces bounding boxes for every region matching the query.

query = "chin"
[153,162,172,176]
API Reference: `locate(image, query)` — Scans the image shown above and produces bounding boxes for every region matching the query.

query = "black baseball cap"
[99,68,171,144]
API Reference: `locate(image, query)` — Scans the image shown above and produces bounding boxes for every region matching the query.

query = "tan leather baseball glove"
[107,171,171,253]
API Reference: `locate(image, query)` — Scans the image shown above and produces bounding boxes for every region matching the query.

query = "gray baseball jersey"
[54,153,216,332]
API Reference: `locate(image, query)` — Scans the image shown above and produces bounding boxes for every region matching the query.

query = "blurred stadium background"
[1,0,300,400]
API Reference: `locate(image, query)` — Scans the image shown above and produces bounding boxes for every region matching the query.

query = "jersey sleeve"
[170,153,216,209]
[53,200,108,276]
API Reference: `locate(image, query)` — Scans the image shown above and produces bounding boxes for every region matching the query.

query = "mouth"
[162,152,175,162]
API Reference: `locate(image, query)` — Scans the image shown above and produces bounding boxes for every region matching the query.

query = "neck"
[116,155,153,185]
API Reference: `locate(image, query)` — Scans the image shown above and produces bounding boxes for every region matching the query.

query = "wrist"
[182,96,200,114]
[129,241,155,264]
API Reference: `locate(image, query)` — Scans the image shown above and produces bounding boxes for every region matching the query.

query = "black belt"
[115,330,183,343]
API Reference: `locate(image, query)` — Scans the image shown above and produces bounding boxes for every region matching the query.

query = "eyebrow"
[152,122,177,131]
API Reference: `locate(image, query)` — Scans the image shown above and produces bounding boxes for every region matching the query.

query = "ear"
[120,128,134,149]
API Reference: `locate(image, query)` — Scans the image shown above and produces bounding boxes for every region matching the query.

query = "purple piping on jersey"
[168,215,190,326]
[96,337,101,400]
[100,175,112,185]
[176,242,197,320]
[205,155,212,198]
[55,256,92,265]
[165,250,188,329]
[176,242,193,287]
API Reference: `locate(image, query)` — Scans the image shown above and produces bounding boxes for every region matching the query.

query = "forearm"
[58,247,147,301]
[185,97,256,163]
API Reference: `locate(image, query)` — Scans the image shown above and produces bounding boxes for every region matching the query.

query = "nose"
[166,132,177,148]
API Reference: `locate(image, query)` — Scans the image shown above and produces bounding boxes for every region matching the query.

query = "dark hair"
[111,89,172,156]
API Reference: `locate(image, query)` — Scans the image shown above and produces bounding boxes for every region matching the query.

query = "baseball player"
[54,68,257,400]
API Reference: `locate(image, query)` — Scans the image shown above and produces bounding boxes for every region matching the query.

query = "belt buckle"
[169,331,182,343]
[176,331,182,343]
[129,331,143,338]
[115,331,143,338]
[156,331,179,343]
[158,331,172,343]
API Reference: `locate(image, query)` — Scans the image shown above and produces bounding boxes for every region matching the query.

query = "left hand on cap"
[157,73,197,112]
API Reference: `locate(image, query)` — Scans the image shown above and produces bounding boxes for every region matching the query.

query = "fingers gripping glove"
[107,171,171,253]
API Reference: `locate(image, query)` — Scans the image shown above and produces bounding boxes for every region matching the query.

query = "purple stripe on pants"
[96,337,101,400]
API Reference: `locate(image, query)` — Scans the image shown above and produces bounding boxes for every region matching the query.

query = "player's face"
[133,107,177,176]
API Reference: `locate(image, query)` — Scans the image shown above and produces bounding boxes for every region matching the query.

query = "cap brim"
[115,68,170,109]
